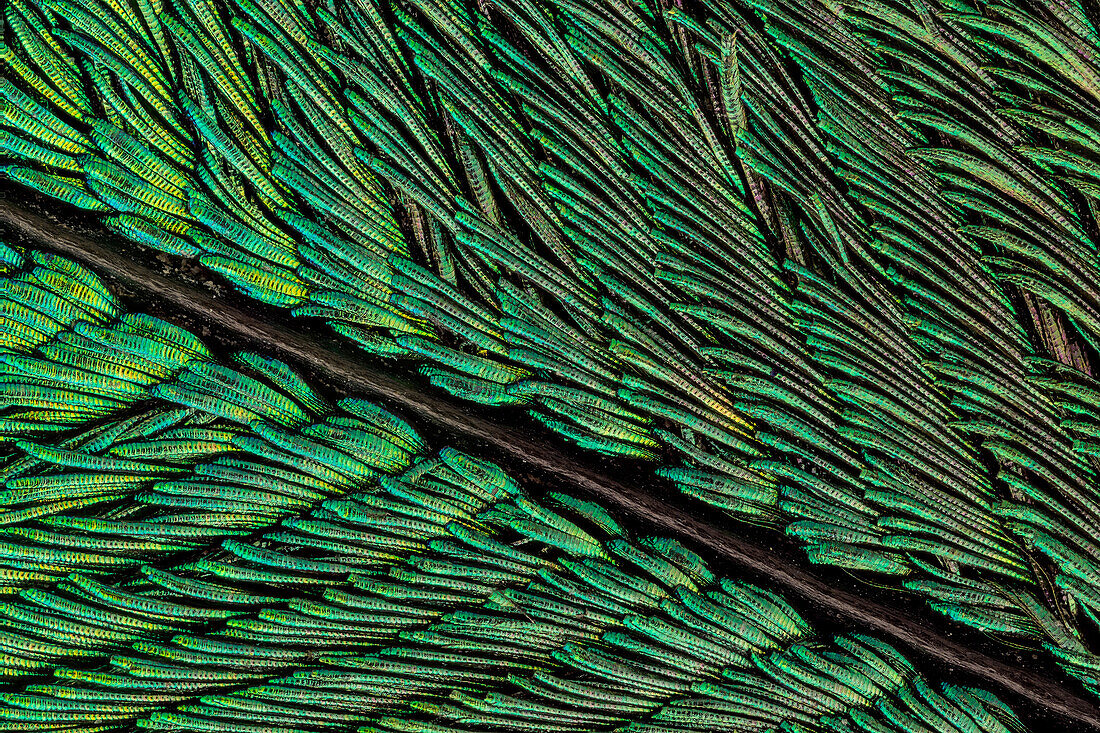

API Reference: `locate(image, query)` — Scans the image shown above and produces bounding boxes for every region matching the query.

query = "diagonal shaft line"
[0,197,1096,730]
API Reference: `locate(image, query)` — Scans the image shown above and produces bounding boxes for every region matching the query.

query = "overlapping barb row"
[2,0,1100,698]
[0,245,1028,732]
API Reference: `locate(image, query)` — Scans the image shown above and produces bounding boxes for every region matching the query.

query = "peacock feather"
[0,245,1027,731]
[0,0,1098,727]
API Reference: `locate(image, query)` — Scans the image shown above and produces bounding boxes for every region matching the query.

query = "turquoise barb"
[2,0,1100,700]
[0,246,1028,733]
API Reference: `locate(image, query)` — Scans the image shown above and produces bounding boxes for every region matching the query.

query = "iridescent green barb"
[2,0,1100,705]
[0,247,1026,733]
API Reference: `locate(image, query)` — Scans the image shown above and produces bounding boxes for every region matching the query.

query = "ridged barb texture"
[1,0,1100,719]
